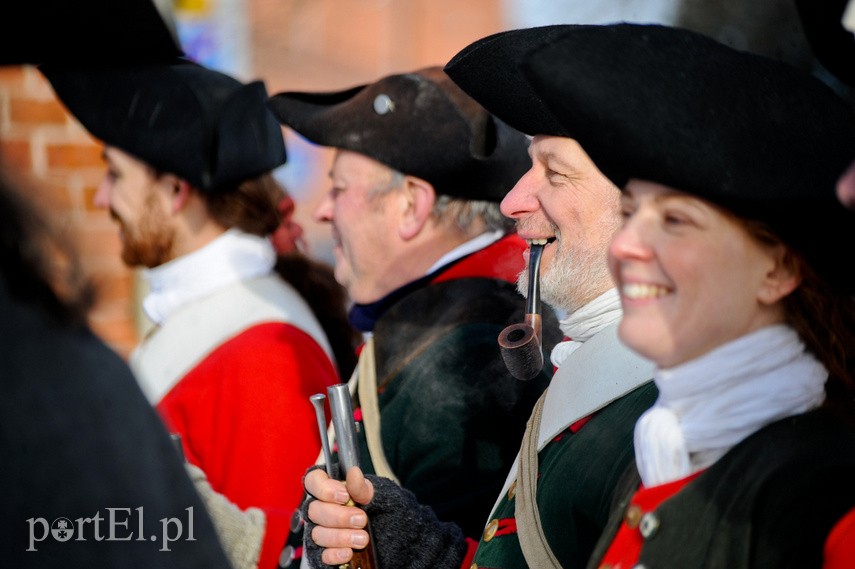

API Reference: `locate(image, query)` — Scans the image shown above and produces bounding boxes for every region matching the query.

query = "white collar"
[635,324,827,487]
[549,287,622,367]
[142,229,275,325]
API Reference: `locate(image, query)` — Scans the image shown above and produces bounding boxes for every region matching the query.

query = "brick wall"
[0,65,141,358]
[0,0,509,360]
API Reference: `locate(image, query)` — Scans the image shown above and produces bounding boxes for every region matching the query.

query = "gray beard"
[517,242,614,315]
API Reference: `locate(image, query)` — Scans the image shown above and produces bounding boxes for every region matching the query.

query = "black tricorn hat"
[41,60,286,192]
[514,23,855,292]
[3,0,182,66]
[266,66,530,202]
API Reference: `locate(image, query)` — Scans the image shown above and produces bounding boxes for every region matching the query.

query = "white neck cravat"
[635,324,827,487]
[549,288,622,368]
[142,229,275,326]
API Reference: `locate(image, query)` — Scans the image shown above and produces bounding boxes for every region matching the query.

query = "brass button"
[469,564,478,569]
[508,480,517,500]
[483,518,499,542]
[639,512,660,539]
[625,504,643,529]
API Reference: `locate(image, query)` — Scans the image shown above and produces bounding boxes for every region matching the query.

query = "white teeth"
[527,238,548,245]
[622,283,671,300]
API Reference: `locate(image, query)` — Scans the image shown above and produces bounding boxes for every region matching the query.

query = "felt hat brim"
[42,60,286,192]
[268,67,529,202]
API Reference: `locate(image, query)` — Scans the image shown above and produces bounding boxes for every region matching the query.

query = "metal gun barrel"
[327,383,361,475]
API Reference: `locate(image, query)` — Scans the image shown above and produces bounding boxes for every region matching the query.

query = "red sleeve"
[157,322,339,569]
[824,506,855,568]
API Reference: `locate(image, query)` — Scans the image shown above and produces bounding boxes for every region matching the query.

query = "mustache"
[515,219,560,237]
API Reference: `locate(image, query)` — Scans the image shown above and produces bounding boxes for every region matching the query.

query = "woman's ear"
[758,244,802,305]
[398,175,436,241]
[170,179,193,214]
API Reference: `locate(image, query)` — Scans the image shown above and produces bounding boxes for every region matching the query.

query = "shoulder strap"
[131,275,332,403]
[357,337,400,483]
[492,322,653,516]
[515,390,563,568]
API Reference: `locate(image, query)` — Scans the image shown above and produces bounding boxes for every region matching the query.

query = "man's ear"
[758,244,802,305]
[398,176,436,241]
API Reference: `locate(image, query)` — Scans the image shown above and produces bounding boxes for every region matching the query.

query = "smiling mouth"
[526,237,557,246]
[622,283,672,300]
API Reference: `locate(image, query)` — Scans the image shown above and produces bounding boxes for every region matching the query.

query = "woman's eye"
[663,212,693,227]
[618,201,637,219]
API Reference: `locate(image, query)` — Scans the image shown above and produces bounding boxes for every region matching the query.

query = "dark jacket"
[587,408,855,569]
[355,235,561,538]
[473,381,659,568]
[0,282,232,569]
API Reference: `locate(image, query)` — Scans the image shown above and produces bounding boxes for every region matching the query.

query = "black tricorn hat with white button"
[266,66,530,202]
[41,59,286,193]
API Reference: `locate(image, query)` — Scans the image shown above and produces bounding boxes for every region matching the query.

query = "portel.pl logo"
[26,507,196,552]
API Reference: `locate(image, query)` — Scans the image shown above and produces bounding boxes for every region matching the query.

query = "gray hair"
[431,195,513,234]
[370,168,513,236]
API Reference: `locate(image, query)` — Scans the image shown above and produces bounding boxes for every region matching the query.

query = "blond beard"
[119,191,176,268]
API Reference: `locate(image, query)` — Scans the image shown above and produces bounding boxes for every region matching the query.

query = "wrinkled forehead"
[330,149,397,184]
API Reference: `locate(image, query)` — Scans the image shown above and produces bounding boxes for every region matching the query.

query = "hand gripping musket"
[311,384,379,569]
[498,242,545,380]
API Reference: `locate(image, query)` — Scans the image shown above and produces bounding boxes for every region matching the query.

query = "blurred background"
[0,0,847,357]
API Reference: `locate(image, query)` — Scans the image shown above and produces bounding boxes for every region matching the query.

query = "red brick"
[10,97,68,125]
[46,142,103,169]
[0,66,26,86]
[0,139,32,171]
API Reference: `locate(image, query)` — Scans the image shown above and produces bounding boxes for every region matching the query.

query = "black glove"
[302,473,468,569]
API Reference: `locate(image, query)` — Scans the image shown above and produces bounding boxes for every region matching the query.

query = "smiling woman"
[517,23,855,568]
[609,180,801,370]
